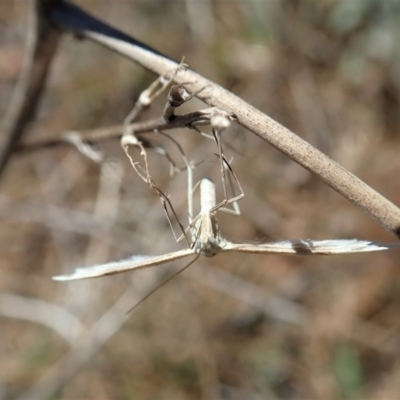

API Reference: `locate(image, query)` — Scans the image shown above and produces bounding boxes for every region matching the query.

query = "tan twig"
[47,1,400,237]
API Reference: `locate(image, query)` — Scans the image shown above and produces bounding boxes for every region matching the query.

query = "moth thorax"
[200,178,216,213]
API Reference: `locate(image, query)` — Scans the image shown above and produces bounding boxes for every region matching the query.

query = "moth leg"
[210,113,244,216]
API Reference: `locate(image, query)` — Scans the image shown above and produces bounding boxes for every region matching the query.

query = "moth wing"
[224,239,400,255]
[53,248,194,281]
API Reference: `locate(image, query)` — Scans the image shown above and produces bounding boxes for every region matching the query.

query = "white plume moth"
[53,178,400,282]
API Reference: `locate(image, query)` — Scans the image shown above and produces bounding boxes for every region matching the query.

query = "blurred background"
[1,0,400,399]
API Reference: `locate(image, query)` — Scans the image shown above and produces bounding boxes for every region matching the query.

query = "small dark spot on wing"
[290,240,318,255]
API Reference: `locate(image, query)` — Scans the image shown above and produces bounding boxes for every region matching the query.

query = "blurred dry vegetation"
[2,0,400,399]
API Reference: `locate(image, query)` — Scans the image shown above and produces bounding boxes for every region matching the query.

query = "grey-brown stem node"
[121,134,140,148]
[168,85,192,107]
[138,90,152,107]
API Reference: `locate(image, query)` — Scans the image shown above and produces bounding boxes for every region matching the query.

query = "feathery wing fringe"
[224,239,400,255]
[53,248,194,281]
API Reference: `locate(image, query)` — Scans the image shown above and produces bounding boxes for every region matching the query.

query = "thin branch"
[0,194,138,252]
[17,106,228,152]
[0,294,84,344]
[0,0,61,178]
[16,284,147,400]
[47,1,400,238]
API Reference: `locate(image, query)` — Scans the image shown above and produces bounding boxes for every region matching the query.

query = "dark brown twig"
[0,0,61,178]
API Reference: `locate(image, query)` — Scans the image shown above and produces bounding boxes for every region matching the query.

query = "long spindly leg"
[170,108,244,250]
[120,64,196,245]
[177,163,234,254]
[38,63,188,168]
[121,81,243,249]
[120,63,210,190]
[122,134,189,247]
[175,109,244,218]
[183,177,232,257]
[126,254,200,314]
[153,130,195,245]
[172,159,205,249]
[158,127,220,248]
[121,61,188,185]
[209,114,244,216]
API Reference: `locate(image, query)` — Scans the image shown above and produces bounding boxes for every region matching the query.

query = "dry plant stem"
[16,285,148,400]
[17,109,223,152]
[0,195,138,252]
[0,294,84,343]
[62,131,105,163]
[16,105,230,154]
[49,1,400,237]
[0,0,61,177]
